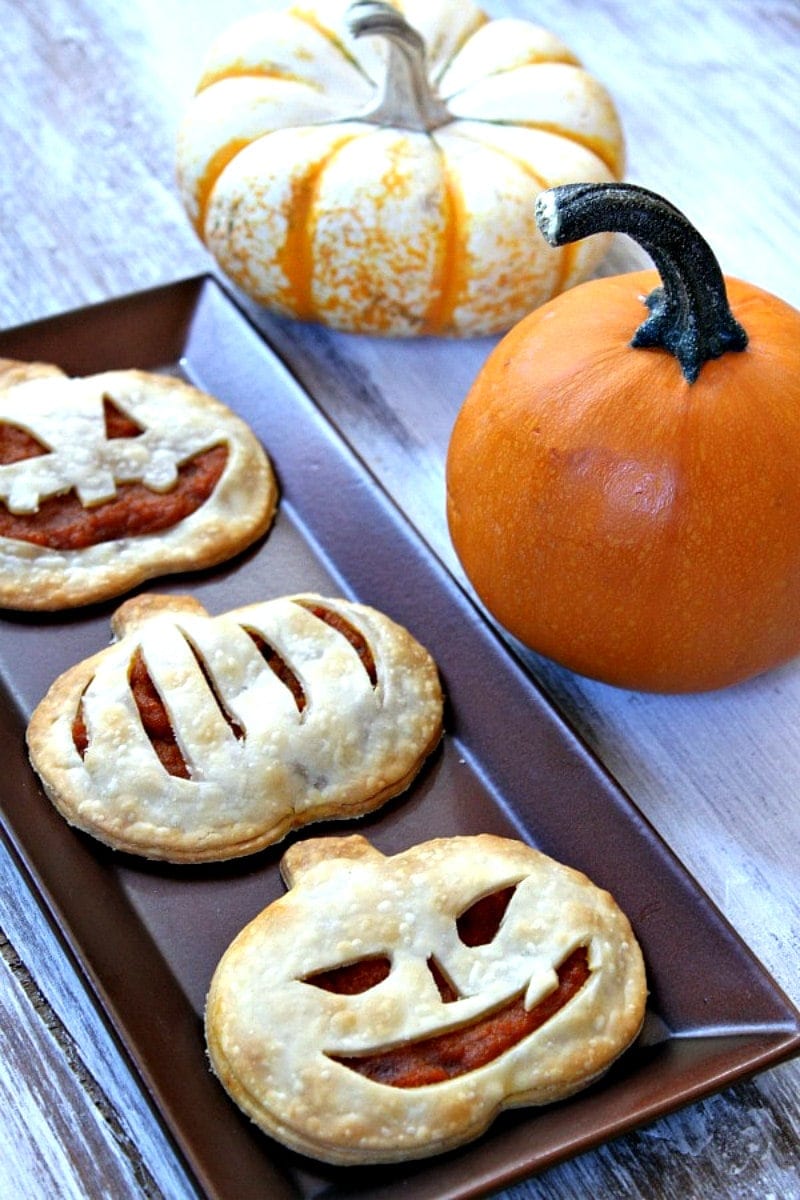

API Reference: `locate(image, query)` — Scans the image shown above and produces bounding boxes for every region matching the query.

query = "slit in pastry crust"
[128,648,190,779]
[186,635,246,741]
[295,599,377,686]
[245,627,307,713]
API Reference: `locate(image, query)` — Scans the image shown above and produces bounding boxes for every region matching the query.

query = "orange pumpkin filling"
[72,650,190,778]
[300,603,377,684]
[307,890,590,1089]
[70,613,349,773]
[247,631,307,713]
[330,946,590,1087]
[0,399,227,550]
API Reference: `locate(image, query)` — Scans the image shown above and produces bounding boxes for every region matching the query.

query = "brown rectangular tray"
[0,275,798,1200]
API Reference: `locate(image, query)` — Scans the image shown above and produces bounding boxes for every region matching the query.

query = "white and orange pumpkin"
[177,0,625,335]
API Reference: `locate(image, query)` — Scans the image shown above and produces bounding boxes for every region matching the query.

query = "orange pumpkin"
[446,182,800,693]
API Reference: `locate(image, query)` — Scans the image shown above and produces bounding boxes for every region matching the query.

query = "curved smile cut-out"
[328,946,590,1088]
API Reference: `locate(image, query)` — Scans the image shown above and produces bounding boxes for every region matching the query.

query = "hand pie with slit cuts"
[205,833,647,1164]
[0,358,277,609]
[26,593,443,861]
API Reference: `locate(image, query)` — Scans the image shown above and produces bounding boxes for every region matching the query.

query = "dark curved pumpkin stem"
[348,1,451,132]
[535,182,748,383]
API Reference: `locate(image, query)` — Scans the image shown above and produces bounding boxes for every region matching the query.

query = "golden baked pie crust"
[205,833,648,1165]
[0,359,277,609]
[26,593,444,862]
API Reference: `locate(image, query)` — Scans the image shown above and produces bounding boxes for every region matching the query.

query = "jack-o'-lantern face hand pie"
[446,182,800,693]
[205,834,647,1164]
[27,594,443,862]
[0,361,277,610]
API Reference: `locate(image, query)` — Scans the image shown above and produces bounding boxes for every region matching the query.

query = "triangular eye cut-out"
[103,394,145,439]
[457,885,517,947]
[0,421,50,464]
[303,956,392,995]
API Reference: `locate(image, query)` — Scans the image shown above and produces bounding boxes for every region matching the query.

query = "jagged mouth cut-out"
[328,946,590,1088]
[0,399,227,549]
[71,603,378,775]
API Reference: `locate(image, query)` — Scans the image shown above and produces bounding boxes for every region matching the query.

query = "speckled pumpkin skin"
[176,0,625,336]
[446,271,800,693]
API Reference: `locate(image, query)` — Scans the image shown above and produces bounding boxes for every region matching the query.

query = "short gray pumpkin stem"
[348,1,451,133]
[535,182,748,383]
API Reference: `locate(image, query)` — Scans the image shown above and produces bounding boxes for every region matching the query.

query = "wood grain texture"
[0,0,798,1197]
[0,861,194,1200]
[0,930,161,1199]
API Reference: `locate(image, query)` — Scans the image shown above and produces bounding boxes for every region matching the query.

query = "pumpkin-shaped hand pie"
[447,182,800,692]
[205,833,647,1164]
[27,593,443,862]
[0,361,277,610]
[176,0,624,336]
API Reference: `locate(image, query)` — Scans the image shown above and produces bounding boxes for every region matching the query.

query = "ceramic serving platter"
[0,276,798,1200]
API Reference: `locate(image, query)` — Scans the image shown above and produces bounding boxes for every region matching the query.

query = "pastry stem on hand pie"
[26,593,444,862]
[205,833,647,1165]
[0,358,277,610]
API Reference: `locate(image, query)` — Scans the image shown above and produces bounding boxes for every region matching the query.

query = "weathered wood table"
[1,1,798,1196]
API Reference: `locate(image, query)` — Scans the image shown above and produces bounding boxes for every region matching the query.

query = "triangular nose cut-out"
[427,956,460,1003]
[102,394,145,439]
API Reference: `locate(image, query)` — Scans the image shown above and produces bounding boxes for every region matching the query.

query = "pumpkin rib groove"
[504,121,621,180]
[434,127,582,299]
[439,126,548,191]
[442,117,621,181]
[287,5,372,79]
[196,137,252,238]
[277,133,362,322]
[440,52,582,102]
[446,61,625,180]
[441,121,614,181]
[426,8,489,88]
[436,16,582,97]
[420,145,465,335]
[448,121,618,182]
[196,65,326,96]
